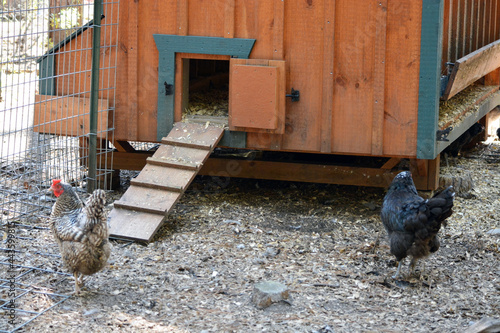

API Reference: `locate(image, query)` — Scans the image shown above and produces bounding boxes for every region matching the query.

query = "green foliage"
[50,7,81,31]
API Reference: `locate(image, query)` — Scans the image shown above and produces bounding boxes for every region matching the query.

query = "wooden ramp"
[109,122,224,242]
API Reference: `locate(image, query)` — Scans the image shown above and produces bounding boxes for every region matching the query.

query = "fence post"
[88,0,102,193]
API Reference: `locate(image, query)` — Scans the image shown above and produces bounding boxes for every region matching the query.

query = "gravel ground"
[2,141,500,333]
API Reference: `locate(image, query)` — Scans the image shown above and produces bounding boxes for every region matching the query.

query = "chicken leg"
[392,261,403,279]
[73,272,84,294]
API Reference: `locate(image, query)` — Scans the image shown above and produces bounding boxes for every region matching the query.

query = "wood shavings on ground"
[4,142,500,332]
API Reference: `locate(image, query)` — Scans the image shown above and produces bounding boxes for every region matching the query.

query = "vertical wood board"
[233,1,275,59]
[187,0,225,37]
[331,0,384,154]
[224,0,235,38]
[320,0,335,152]
[383,0,423,157]
[371,0,388,156]
[279,0,325,152]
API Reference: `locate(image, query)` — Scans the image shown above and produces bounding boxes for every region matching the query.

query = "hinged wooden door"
[229,59,285,134]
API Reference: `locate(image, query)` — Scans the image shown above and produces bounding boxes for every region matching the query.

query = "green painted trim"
[37,15,104,64]
[38,55,55,95]
[37,15,105,96]
[153,35,255,141]
[417,0,444,159]
[218,130,246,148]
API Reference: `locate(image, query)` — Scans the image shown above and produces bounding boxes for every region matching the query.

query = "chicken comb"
[52,179,62,186]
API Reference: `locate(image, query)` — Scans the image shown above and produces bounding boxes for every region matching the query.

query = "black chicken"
[381,171,455,278]
[443,123,485,167]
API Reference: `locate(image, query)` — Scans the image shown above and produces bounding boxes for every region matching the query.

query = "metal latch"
[286,88,300,102]
[164,82,173,96]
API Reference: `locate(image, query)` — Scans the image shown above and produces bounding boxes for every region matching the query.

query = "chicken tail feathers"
[403,186,454,237]
[84,189,107,221]
[427,186,455,223]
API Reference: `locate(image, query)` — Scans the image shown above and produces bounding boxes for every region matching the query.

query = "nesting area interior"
[180,58,230,127]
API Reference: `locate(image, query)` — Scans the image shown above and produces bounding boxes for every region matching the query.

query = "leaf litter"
[4,142,500,333]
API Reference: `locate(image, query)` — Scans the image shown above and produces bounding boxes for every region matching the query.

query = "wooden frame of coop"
[35,0,500,191]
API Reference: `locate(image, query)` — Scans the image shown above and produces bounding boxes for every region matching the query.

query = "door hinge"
[437,126,453,141]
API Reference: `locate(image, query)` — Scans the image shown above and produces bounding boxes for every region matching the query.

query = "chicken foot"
[392,261,403,279]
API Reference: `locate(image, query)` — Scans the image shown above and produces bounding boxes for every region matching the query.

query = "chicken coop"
[33,0,500,241]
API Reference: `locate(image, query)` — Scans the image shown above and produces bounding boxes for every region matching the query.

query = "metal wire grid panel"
[0,1,118,331]
[0,1,119,224]
[0,223,72,333]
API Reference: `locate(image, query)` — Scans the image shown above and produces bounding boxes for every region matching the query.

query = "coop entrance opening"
[180,57,230,126]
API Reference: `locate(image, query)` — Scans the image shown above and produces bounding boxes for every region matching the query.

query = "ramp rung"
[146,156,200,171]
[161,138,212,150]
[113,201,167,215]
[130,178,184,192]
[109,208,165,242]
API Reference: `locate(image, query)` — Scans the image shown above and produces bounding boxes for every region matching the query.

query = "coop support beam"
[105,152,439,190]
[199,158,436,190]
[88,0,103,193]
[417,0,444,160]
[153,35,256,140]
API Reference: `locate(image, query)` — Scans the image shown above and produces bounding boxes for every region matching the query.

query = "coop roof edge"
[36,14,105,64]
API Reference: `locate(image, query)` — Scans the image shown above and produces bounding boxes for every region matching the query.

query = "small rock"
[223,219,241,225]
[264,247,280,258]
[251,281,290,309]
[83,308,100,316]
[486,228,500,236]
[236,244,245,249]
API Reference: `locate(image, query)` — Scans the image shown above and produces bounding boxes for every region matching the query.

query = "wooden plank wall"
[381,1,422,157]
[33,95,110,138]
[331,0,422,157]
[54,3,119,103]
[331,0,387,155]
[114,0,425,157]
[442,0,500,71]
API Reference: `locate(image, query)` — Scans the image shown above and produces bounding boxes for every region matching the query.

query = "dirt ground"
[4,141,500,333]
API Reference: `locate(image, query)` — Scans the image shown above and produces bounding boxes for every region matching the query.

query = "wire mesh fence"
[0,0,117,223]
[1,1,118,331]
